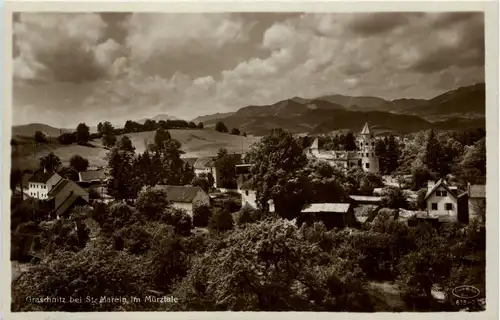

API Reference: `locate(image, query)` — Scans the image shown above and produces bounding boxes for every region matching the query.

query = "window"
[365,163,369,169]
[366,153,369,157]
[436,190,447,197]
[431,203,438,210]
[245,190,249,196]
[445,203,453,210]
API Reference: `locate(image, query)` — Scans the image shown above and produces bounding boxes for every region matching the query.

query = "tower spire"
[361,122,371,135]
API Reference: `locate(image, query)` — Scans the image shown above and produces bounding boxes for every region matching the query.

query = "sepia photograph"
[3,1,498,317]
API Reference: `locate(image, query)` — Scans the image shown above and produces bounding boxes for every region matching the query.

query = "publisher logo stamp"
[452,285,481,307]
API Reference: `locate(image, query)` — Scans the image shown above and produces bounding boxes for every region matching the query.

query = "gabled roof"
[424,179,457,200]
[79,170,106,182]
[360,122,371,135]
[156,185,206,203]
[54,193,86,217]
[469,185,486,198]
[310,138,319,149]
[349,195,382,203]
[302,203,351,213]
[47,179,70,197]
[181,157,199,167]
[28,170,57,183]
[193,157,215,169]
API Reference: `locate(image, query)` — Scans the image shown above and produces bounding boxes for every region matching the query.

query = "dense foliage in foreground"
[12,197,485,312]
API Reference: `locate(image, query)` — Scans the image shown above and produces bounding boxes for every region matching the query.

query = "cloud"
[13,13,123,83]
[123,13,250,65]
[12,12,485,127]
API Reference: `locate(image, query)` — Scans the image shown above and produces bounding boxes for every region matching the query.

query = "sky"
[12,12,485,128]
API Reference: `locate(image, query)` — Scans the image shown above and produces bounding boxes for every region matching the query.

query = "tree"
[423,129,445,177]
[188,122,197,129]
[343,132,356,151]
[100,122,114,135]
[124,120,137,133]
[153,127,172,151]
[69,155,89,172]
[151,233,189,292]
[165,208,193,236]
[10,168,22,192]
[58,132,76,145]
[455,138,486,184]
[415,187,427,210]
[237,204,264,225]
[198,172,215,190]
[246,128,310,219]
[191,176,210,193]
[381,187,409,210]
[411,162,434,191]
[135,186,170,221]
[181,162,195,185]
[242,132,247,137]
[173,218,374,311]
[193,204,212,227]
[39,152,62,172]
[214,148,237,189]
[97,122,103,135]
[76,123,90,145]
[306,160,347,203]
[144,119,156,131]
[117,135,135,152]
[58,166,79,181]
[385,135,401,174]
[106,146,137,200]
[215,121,228,133]
[197,122,204,129]
[208,208,233,232]
[102,133,117,148]
[230,128,240,135]
[34,131,48,144]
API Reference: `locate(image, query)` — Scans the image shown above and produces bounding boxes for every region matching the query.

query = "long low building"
[299,203,356,228]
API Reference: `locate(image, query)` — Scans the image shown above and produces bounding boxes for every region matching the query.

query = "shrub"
[113,224,151,254]
[381,187,409,209]
[192,204,211,227]
[135,186,170,221]
[164,208,192,236]
[236,204,264,225]
[69,155,89,172]
[34,131,48,143]
[208,208,233,232]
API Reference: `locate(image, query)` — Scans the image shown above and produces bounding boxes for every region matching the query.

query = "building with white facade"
[156,185,211,216]
[27,169,62,200]
[307,122,380,173]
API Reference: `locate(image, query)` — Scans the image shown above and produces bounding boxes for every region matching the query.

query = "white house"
[238,180,274,211]
[424,179,461,222]
[193,157,219,188]
[27,169,62,200]
[156,185,211,216]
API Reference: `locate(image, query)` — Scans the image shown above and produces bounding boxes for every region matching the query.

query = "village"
[9,10,489,314]
[14,122,485,230]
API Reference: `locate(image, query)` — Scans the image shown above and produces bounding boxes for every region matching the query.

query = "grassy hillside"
[12,129,260,171]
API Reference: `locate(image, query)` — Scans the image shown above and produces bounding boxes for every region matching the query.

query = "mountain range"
[198,83,485,135]
[12,83,485,138]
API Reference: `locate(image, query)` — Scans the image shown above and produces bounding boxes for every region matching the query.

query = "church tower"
[357,122,379,173]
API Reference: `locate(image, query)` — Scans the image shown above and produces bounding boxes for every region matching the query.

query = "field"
[12,129,260,171]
